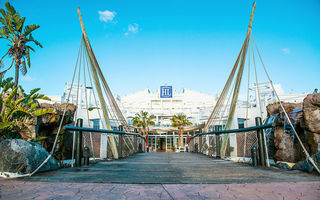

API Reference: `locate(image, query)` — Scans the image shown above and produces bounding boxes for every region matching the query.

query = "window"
[93,119,100,129]
[237,118,246,129]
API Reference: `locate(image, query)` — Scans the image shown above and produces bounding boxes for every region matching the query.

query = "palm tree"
[0,2,42,87]
[132,111,155,138]
[171,114,192,148]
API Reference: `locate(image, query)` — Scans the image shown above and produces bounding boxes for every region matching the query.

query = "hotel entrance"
[158,138,166,152]
[148,134,188,152]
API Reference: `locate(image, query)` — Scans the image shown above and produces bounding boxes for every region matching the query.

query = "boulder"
[299,94,320,156]
[266,105,305,162]
[292,151,320,173]
[302,94,320,133]
[267,102,302,117]
[266,94,320,163]
[273,126,296,162]
[0,139,58,177]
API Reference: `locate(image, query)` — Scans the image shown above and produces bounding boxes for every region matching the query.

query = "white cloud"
[281,48,290,55]
[125,23,139,35]
[98,10,116,23]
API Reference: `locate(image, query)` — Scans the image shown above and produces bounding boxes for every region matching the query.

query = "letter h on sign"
[160,86,172,98]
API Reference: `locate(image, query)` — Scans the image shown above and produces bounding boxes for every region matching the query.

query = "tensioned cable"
[82,42,96,161]
[244,36,251,157]
[209,77,237,147]
[251,33,319,173]
[28,37,83,176]
[84,45,111,158]
[71,39,83,167]
[251,36,270,167]
[245,36,251,128]
[86,42,127,129]
[84,48,105,130]
[213,76,237,129]
[251,41,263,119]
[205,41,246,131]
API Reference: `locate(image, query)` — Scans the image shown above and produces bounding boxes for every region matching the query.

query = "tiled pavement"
[0,153,320,199]
[0,180,320,200]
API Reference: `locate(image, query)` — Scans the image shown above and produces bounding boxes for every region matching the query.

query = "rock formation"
[19,102,76,163]
[300,94,320,154]
[266,94,320,163]
[293,151,320,173]
[0,139,58,177]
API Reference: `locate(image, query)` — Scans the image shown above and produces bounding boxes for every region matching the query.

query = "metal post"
[118,125,123,159]
[134,135,137,153]
[83,146,90,166]
[75,118,83,167]
[199,129,202,153]
[216,134,221,159]
[251,146,258,167]
[134,129,138,153]
[255,117,266,167]
[139,138,143,153]
[192,131,195,152]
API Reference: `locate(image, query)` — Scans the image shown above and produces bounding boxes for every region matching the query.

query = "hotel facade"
[53,82,307,155]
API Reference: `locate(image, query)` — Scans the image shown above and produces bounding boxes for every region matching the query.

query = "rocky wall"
[266,94,320,163]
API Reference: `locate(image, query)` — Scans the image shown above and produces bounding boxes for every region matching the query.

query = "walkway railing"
[64,119,146,167]
[189,117,273,167]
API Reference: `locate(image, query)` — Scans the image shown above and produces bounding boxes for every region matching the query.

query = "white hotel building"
[54,82,307,153]
[121,87,216,128]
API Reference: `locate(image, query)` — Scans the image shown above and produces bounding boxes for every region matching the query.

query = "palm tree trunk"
[14,62,19,88]
[180,127,184,147]
[177,129,180,148]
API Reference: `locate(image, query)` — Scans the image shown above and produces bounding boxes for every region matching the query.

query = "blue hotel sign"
[160,86,172,98]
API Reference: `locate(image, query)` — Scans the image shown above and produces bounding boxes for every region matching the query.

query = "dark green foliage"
[0,77,53,140]
[0,2,42,87]
[132,111,155,137]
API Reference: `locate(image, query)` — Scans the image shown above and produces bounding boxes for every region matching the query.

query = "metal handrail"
[190,123,273,140]
[63,126,146,141]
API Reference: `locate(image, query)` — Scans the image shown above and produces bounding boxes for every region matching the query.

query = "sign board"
[160,86,172,98]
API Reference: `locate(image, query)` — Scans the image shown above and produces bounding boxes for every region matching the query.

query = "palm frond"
[29,102,38,111]
[0,27,9,38]
[5,2,16,15]
[26,45,34,52]
[16,17,25,33]
[0,9,6,18]
[33,108,53,118]
[29,88,40,95]
[23,24,40,36]
[28,34,42,48]
[4,87,17,107]
[0,121,11,129]
[15,97,27,105]
[31,93,51,101]
[19,60,27,75]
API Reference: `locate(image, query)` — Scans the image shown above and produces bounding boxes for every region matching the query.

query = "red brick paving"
[0,180,319,200]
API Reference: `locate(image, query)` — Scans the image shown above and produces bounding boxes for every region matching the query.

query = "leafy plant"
[0,2,42,87]
[132,111,155,139]
[0,77,53,140]
[171,114,192,147]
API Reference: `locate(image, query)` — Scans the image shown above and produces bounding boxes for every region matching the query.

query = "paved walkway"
[1,180,320,200]
[0,152,319,199]
[19,152,320,184]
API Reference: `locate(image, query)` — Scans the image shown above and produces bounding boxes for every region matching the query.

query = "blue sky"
[1,0,319,96]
